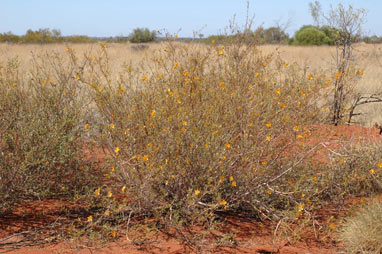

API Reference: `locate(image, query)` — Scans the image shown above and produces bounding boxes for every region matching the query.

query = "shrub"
[0,51,99,214]
[292,25,331,46]
[129,28,156,43]
[339,201,382,254]
[78,37,332,228]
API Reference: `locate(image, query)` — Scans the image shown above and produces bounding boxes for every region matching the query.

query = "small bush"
[129,28,156,43]
[0,51,99,214]
[339,201,382,254]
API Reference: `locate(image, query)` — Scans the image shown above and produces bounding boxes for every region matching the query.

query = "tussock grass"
[339,201,382,254]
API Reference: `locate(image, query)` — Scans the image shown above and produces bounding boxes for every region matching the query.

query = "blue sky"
[0,0,381,37]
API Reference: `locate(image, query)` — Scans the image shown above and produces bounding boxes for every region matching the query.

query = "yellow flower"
[225,143,231,149]
[237,106,242,110]
[329,223,335,229]
[84,124,90,130]
[141,76,147,82]
[293,125,300,132]
[284,63,289,67]
[220,200,227,206]
[109,123,115,129]
[65,47,69,52]
[121,186,126,192]
[194,189,200,195]
[300,91,306,97]
[111,231,117,238]
[266,136,271,141]
[231,181,237,187]
[94,187,101,196]
[377,162,382,168]
[280,103,286,108]
[165,180,169,185]
[301,193,305,198]
[205,143,209,148]
[183,120,187,126]
[267,189,272,195]
[298,204,304,212]
[104,173,109,178]
[183,71,189,77]
[255,72,259,77]
[218,50,223,55]
[114,147,120,154]
[275,88,281,94]
[312,176,318,182]
[75,76,80,81]
[107,191,112,198]
[151,110,156,117]
[360,71,364,76]
[219,81,224,87]
[370,169,375,174]
[262,161,268,166]
[125,66,131,72]
[173,62,179,69]
[87,216,93,222]
[229,176,234,182]
[297,134,304,139]
[143,155,149,162]
[265,122,271,128]
[308,74,313,80]
[212,40,216,44]
[104,210,111,216]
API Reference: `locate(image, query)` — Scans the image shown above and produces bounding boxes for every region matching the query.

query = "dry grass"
[1,42,381,125]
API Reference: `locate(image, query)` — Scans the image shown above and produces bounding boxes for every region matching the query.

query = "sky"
[0,0,381,38]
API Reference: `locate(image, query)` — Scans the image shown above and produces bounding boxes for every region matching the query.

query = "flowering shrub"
[0,52,99,214]
[81,38,334,227]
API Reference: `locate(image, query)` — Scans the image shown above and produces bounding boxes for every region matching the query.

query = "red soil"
[1,125,381,254]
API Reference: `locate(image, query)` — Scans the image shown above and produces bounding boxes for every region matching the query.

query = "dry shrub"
[318,142,382,202]
[339,201,382,254]
[0,51,99,214]
[81,37,333,228]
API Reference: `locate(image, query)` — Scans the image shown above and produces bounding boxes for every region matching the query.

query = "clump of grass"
[338,201,382,254]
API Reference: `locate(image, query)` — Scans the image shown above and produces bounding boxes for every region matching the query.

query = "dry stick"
[267,141,338,184]
[0,218,61,248]
[125,211,133,241]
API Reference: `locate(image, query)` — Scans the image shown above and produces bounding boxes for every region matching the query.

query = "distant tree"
[253,26,289,44]
[129,28,156,43]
